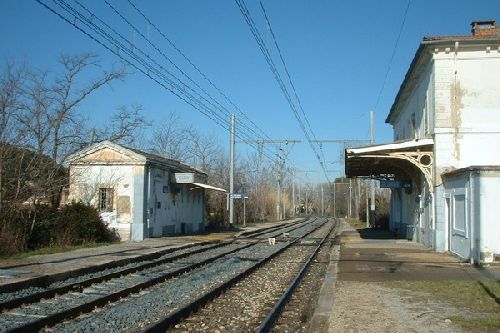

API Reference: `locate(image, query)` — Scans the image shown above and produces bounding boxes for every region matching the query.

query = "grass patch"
[385,279,500,331]
[1,242,114,260]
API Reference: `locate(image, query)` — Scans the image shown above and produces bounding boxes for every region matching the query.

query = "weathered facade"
[346,21,500,263]
[66,141,225,241]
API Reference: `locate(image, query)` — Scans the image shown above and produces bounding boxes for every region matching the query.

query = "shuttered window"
[99,188,113,212]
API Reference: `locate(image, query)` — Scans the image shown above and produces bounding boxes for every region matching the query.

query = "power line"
[102,0,273,155]
[37,0,281,163]
[259,1,317,142]
[125,0,276,146]
[53,0,230,129]
[235,0,331,183]
[373,0,411,111]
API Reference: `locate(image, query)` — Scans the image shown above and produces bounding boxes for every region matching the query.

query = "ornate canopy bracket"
[362,151,434,193]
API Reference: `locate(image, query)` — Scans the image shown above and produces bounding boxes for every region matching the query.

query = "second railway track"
[151,218,336,332]
[0,217,326,333]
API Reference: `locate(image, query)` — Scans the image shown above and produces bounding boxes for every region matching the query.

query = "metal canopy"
[345,139,434,193]
[191,182,227,192]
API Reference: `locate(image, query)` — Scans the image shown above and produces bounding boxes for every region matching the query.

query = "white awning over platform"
[345,138,434,192]
[192,183,227,192]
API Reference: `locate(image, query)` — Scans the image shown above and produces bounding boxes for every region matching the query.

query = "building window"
[99,188,113,212]
[453,194,467,235]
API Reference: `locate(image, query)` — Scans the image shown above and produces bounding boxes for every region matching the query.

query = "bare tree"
[186,131,222,173]
[94,104,150,146]
[49,53,125,164]
[22,53,126,206]
[150,113,193,162]
[0,62,25,210]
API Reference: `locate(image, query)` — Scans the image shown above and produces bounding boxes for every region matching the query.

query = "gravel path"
[328,281,469,333]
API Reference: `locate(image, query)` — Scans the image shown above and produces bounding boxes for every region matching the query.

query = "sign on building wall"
[380,179,412,189]
[173,173,205,184]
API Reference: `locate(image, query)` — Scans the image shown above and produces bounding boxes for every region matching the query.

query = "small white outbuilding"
[65,141,226,241]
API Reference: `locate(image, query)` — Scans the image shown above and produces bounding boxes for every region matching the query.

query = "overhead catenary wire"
[126,0,275,145]
[103,0,270,151]
[236,0,329,182]
[36,0,282,163]
[373,0,411,111]
[235,0,331,184]
[52,0,229,129]
[259,1,317,142]
[259,0,331,181]
[94,0,280,161]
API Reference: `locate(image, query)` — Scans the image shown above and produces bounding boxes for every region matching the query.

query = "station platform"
[310,219,500,332]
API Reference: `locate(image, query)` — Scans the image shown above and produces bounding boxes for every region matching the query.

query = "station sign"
[380,180,411,189]
[230,193,249,199]
[174,173,205,184]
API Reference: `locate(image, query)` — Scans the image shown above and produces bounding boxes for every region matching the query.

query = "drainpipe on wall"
[146,164,152,239]
[430,192,435,248]
[469,170,475,265]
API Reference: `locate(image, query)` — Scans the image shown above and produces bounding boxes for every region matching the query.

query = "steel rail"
[255,219,337,333]
[140,217,327,333]
[0,218,311,313]
[237,218,306,238]
[0,241,215,294]
[240,217,316,241]
[0,218,311,312]
[0,241,229,312]
[3,219,316,332]
[5,242,257,333]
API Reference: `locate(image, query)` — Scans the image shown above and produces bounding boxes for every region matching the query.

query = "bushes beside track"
[0,202,115,256]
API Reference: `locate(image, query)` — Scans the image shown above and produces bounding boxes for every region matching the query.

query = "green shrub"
[0,202,115,256]
[55,202,114,246]
[0,207,26,256]
[26,204,58,250]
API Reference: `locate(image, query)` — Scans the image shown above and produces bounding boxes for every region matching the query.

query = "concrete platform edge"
[308,228,341,332]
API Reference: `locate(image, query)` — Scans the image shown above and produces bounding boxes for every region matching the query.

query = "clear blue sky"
[1,0,499,183]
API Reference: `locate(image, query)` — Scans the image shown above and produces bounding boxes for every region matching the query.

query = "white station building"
[66,141,225,241]
[346,21,500,264]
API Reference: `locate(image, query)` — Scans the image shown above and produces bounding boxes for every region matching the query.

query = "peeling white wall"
[433,47,500,172]
[69,164,138,241]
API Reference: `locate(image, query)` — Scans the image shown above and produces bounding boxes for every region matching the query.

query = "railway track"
[0,217,323,333]
[148,218,336,333]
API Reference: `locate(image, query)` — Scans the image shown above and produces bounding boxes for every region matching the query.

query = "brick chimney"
[471,20,498,37]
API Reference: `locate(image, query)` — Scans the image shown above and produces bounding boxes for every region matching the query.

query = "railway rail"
[161,218,335,333]
[0,217,324,333]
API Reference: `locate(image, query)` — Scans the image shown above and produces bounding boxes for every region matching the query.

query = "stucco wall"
[145,167,205,237]
[433,48,500,174]
[389,43,500,256]
[393,62,433,141]
[443,169,500,263]
[477,171,500,262]
[69,164,143,241]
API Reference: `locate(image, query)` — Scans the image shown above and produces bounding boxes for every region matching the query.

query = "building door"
[449,191,470,260]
